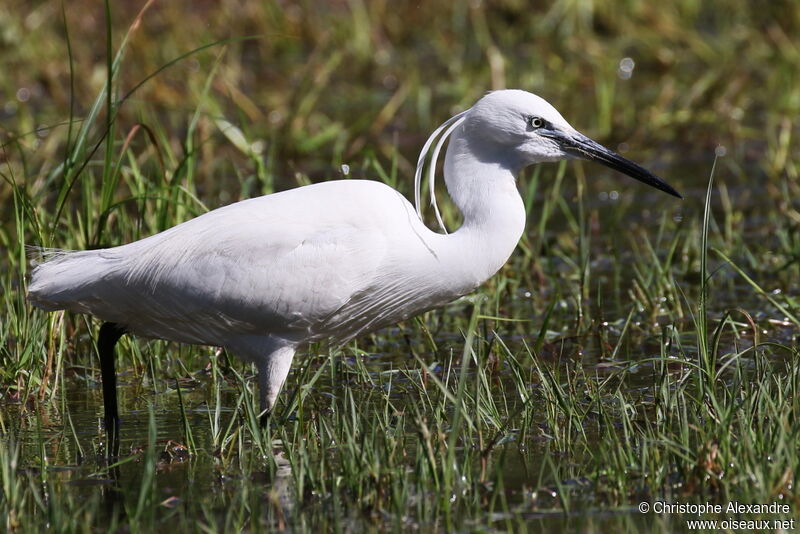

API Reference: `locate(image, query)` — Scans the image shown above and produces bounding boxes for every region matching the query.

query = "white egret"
[28,90,680,436]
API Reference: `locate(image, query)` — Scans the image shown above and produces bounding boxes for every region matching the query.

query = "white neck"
[439,126,526,287]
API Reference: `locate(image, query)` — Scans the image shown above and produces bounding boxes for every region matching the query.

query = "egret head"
[464,90,681,198]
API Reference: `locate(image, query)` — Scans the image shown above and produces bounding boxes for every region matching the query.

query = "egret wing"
[116,196,389,343]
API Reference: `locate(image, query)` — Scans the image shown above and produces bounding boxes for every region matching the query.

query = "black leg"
[259,410,271,429]
[102,463,125,523]
[98,322,125,453]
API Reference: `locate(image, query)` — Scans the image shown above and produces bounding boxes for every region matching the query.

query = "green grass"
[2,0,800,532]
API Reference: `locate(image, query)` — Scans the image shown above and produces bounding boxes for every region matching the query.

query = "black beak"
[541,127,682,199]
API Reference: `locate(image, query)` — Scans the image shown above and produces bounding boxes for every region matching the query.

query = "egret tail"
[27,249,120,313]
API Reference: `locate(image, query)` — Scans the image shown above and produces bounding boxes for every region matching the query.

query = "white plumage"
[28,90,680,420]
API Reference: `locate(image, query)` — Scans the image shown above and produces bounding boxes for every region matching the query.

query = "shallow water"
[3,290,795,532]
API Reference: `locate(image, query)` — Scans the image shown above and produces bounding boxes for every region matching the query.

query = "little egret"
[28,90,680,437]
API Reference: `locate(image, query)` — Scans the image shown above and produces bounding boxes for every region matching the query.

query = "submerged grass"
[2,0,800,532]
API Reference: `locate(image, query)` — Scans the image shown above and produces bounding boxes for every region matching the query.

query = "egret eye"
[527,116,545,129]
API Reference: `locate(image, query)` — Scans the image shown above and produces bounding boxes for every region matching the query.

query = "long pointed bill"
[541,128,682,199]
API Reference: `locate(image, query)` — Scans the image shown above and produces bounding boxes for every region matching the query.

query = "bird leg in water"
[98,322,126,450]
[255,344,296,426]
